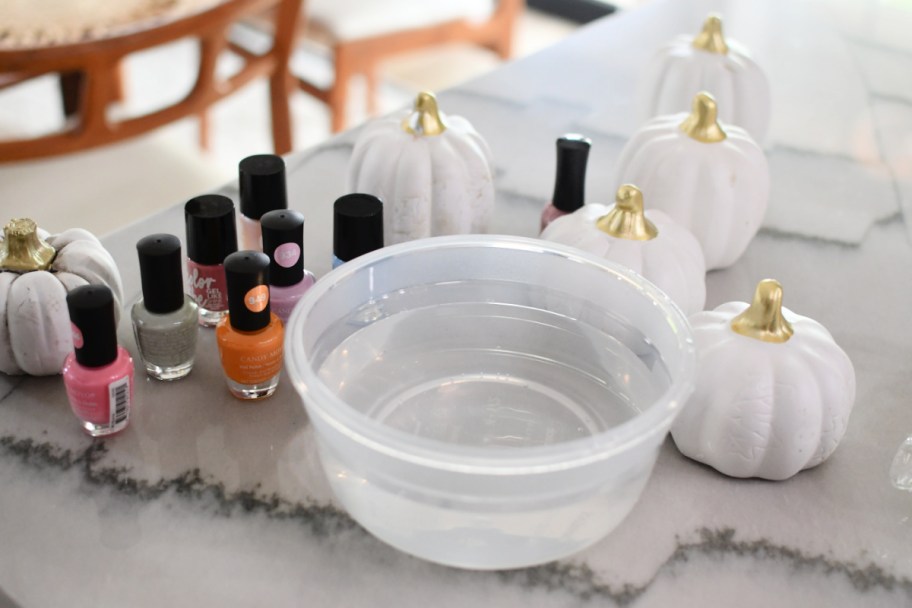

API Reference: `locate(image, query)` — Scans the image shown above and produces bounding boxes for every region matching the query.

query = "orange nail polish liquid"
[216,251,284,400]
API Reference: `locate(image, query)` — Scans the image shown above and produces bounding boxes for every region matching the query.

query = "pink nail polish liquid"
[185,194,238,327]
[62,285,134,437]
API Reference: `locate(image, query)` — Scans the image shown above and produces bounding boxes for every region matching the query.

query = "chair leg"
[365,69,379,117]
[59,71,84,118]
[198,111,210,151]
[110,61,127,103]
[269,69,293,155]
[329,47,353,133]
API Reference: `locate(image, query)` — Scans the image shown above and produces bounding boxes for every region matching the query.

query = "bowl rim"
[285,234,696,475]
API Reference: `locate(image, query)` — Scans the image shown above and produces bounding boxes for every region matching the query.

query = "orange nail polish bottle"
[216,251,284,400]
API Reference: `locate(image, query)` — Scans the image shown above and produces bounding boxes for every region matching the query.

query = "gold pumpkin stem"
[731,279,794,343]
[680,92,728,143]
[693,14,729,54]
[402,91,447,136]
[595,185,658,241]
[0,218,56,272]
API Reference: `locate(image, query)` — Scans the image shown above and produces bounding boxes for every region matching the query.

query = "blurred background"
[0,0,640,236]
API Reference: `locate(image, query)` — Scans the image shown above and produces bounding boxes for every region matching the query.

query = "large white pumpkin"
[0,219,124,376]
[671,280,856,480]
[348,91,495,245]
[615,92,769,271]
[541,185,706,315]
[639,14,770,141]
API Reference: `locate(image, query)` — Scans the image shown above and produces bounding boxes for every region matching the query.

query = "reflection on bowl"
[285,235,695,570]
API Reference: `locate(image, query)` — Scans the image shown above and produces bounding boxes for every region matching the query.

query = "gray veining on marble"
[2,0,912,606]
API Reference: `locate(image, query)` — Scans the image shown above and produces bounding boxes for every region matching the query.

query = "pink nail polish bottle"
[238,154,288,251]
[261,209,315,323]
[185,195,238,327]
[62,285,135,437]
[540,134,591,233]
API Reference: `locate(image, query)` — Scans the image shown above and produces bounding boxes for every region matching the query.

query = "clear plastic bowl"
[285,235,695,570]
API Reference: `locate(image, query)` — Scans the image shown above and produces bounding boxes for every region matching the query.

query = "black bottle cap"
[261,209,304,287]
[136,234,184,314]
[67,285,118,368]
[333,194,384,263]
[224,251,271,331]
[239,154,288,220]
[552,134,592,212]
[185,195,238,265]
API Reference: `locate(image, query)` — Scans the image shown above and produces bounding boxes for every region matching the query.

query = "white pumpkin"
[639,14,770,141]
[348,91,495,245]
[0,219,124,376]
[615,92,769,271]
[541,185,706,315]
[671,279,856,480]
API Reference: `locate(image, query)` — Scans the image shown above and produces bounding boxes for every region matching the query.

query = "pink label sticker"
[274,242,301,268]
[186,261,228,311]
[71,323,84,349]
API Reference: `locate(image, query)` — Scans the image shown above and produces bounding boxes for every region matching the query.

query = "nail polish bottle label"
[245,286,269,313]
[220,344,284,385]
[107,376,131,427]
[186,261,228,311]
[274,243,301,268]
[71,323,84,349]
[67,375,131,426]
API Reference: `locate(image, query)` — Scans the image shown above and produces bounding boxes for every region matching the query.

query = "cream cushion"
[308,0,496,41]
[0,0,219,48]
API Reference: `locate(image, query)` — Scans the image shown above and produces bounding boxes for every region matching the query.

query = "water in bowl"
[309,279,674,568]
[315,281,670,448]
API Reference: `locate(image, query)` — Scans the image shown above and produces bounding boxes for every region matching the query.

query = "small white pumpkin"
[541,185,706,315]
[615,92,769,271]
[671,279,856,480]
[348,91,495,245]
[639,14,770,141]
[0,219,124,376]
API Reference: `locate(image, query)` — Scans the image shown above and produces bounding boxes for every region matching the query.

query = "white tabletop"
[2,0,911,605]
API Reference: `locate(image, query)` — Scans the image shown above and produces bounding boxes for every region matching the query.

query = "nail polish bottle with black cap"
[540,134,591,232]
[261,209,315,323]
[238,154,288,251]
[215,251,284,400]
[132,234,199,380]
[62,285,134,436]
[185,194,238,327]
[333,193,384,268]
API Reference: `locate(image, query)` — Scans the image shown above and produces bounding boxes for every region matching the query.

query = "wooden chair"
[0,0,302,162]
[294,0,525,132]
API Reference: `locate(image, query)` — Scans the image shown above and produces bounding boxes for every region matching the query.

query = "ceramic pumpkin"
[639,14,770,141]
[348,91,495,245]
[541,185,706,315]
[615,92,769,271]
[0,219,124,376]
[671,280,856,480]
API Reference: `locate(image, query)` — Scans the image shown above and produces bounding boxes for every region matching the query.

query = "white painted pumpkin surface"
[348,92,494,245]
[541,186,706,315]
[615,92,769,270]
[671,281,856,480]
[0,224,123,375]
[640,14,770,141]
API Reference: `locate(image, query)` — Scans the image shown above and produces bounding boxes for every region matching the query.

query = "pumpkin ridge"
[773,347,824,476]
[796,341,850,468]
[0,272,21,374]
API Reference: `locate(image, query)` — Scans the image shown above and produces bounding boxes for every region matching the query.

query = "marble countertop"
[2,0,911,605]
